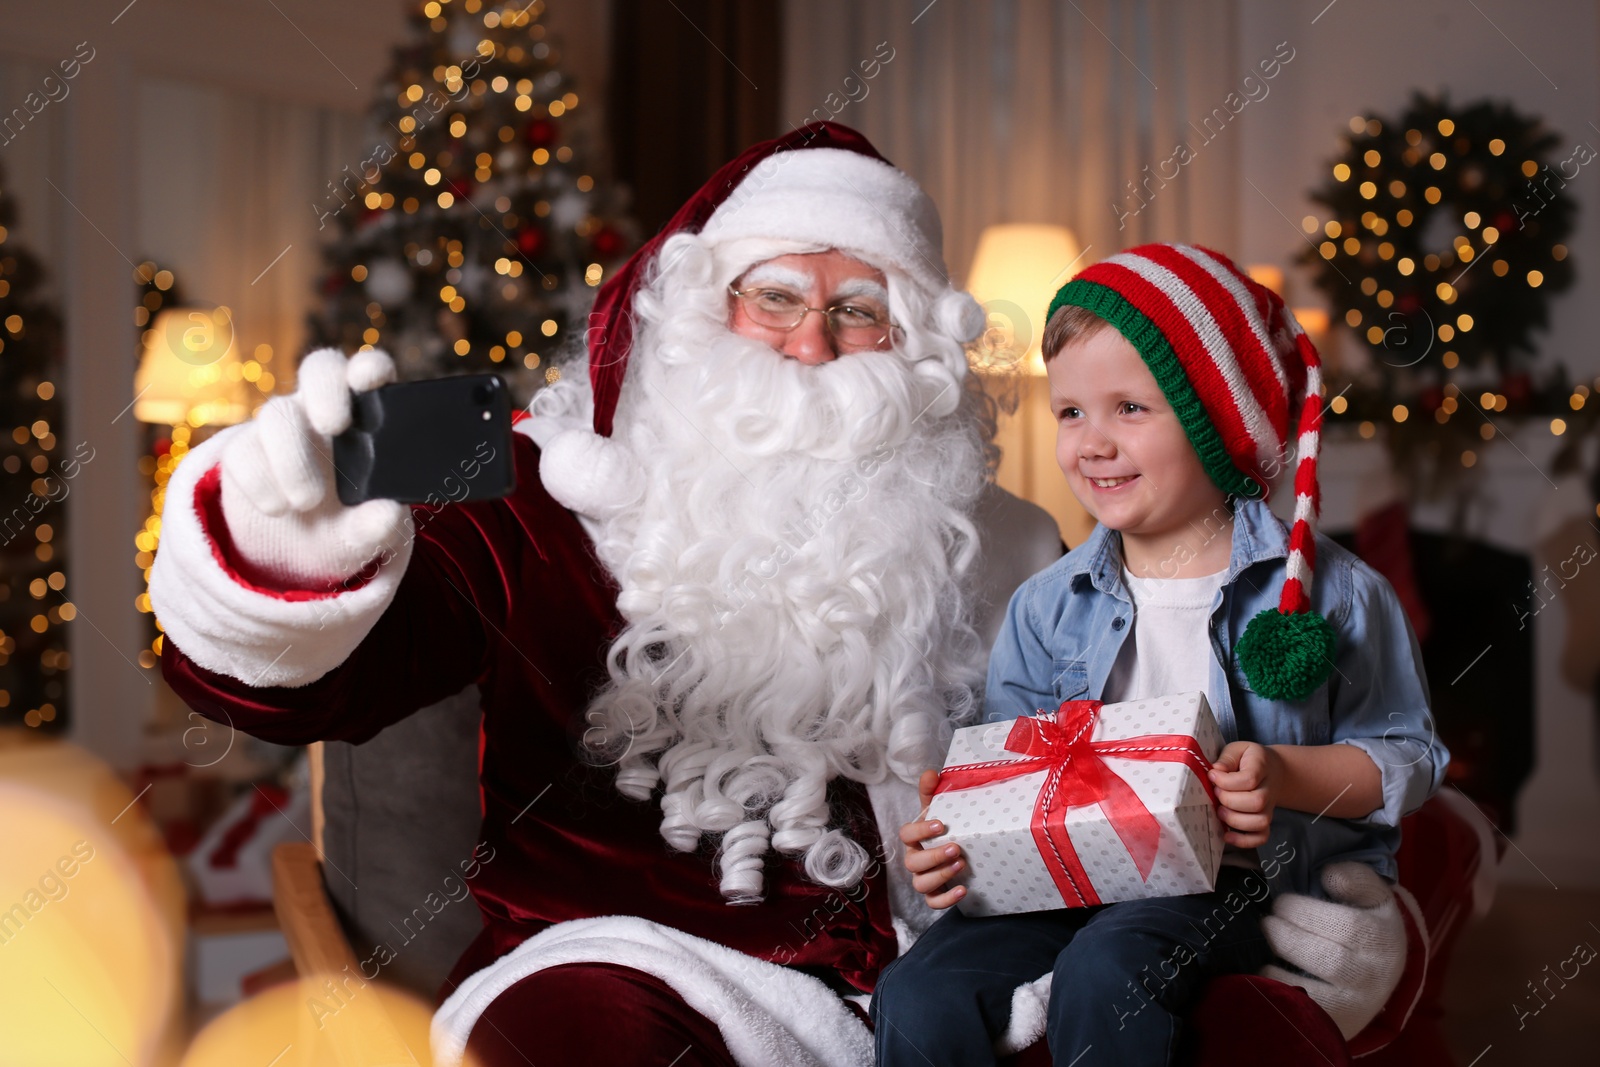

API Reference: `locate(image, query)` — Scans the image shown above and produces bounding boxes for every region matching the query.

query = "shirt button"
[1112,617,1126,630]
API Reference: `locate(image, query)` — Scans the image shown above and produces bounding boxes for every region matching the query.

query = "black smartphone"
[332,373,516,506]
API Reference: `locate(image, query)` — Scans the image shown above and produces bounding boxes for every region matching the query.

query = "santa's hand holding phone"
[219,347,414,587]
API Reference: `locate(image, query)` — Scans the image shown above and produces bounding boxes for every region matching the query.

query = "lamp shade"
[965,224,1085,376]
[133,306,250,426]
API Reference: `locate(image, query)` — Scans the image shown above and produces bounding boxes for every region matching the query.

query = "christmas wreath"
[1301,92,1577,379]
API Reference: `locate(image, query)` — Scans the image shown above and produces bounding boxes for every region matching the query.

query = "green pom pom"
[1236,608,1337,701]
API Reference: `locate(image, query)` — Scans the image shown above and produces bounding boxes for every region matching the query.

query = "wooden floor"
[1442,883,1600,1063]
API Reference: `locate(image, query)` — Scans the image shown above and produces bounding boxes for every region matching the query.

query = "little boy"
[871,244,1447,1066]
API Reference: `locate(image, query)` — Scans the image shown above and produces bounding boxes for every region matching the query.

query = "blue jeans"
[870,865,1274,1066]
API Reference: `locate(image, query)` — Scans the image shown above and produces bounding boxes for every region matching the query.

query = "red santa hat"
[538,122,984,517]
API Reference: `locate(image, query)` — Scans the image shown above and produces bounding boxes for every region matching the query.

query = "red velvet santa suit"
[159,424,910,991]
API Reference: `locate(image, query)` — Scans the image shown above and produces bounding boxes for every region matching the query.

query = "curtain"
[610,0,783,237]
[782,0,1244,544]
[136,77,367,387]
[782,0,1243,282]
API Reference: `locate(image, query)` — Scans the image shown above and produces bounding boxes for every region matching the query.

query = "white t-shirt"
[1103,566,1225,708]
[1103,565,1259,870]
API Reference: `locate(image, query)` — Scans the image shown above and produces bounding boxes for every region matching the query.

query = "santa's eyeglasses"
[727,285,901,351]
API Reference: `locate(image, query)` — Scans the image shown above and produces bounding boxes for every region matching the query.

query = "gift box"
[923,693,1225,916]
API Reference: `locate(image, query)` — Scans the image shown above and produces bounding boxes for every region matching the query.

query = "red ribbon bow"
[932,699,1217,907]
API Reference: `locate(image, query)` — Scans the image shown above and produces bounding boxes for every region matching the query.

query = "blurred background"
[0,0,1596,1062]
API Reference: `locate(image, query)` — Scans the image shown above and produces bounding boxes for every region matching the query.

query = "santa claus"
[149,124,1404,1066]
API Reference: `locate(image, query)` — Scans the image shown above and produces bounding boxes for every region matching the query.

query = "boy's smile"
[1046,326,1232,576]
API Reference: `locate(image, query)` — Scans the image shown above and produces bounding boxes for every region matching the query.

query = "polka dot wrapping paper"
[923,693,1226,916]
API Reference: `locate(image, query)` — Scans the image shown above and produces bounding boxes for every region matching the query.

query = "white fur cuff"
[149,426,413,689]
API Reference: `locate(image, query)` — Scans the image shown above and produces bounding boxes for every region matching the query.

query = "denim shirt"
[982,496,1449,900]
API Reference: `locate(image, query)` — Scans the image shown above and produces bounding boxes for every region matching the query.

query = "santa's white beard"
[573,279,995,902]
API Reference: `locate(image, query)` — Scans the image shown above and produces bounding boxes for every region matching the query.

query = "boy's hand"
[898,768,967,909]
[1208,741,1282,848]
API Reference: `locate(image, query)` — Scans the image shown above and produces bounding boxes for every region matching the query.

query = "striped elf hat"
[1047,242,1334,701]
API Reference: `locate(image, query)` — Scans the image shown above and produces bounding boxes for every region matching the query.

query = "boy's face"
[1046,326,1229,546]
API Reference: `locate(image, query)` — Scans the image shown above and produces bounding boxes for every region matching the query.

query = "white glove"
[219,347,413,588]
[1260,861,1406,1040]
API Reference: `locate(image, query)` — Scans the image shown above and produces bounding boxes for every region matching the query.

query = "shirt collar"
[1066,496,1291,595]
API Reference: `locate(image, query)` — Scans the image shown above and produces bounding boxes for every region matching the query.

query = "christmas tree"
[0,162,71,731]
[306,0,636,401]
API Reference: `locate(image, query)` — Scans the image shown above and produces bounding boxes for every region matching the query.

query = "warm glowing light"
[179,977,473,1067]
[0,743,185,1065]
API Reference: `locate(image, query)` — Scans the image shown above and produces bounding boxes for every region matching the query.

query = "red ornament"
[153,437,172,457]
[525,119,559,148]
[320,271,347,296]
[1419,386,1445,414]
[517,227,546,258]
[448,176,475,201]
[1397,292,1421,314]
[1492,210,1517,234]
[591,226,624,258]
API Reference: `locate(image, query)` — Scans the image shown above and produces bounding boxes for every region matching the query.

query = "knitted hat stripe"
[1173,245,1295,441]
[1057,279,1263,500]
[1281,331,1326,615]
[1136,245,1288,473]
[1089,258,1266,462]
[1096,254,1283,474]
[1293,428,1320,502]
[1191,245,1309,406]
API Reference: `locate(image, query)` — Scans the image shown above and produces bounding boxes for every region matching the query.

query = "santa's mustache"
[638,318,959,465]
